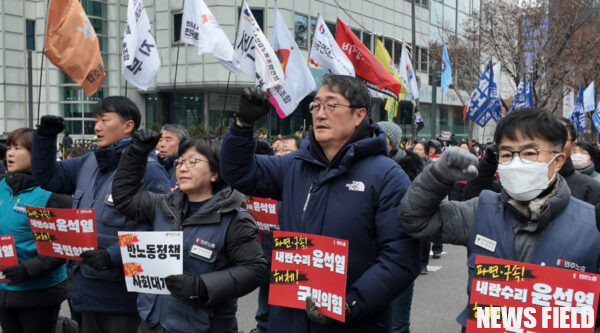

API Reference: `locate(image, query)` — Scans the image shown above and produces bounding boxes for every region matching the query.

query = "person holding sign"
[398,108,600,329]
[220,75,420,332]
[31,97,171,333]
[112,131,267,333]
[0,128,72,333]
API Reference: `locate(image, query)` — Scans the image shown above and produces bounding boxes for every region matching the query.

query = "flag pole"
[37,0,51,126]
[220,0,242,131]
[171,41,181,123]
[125,80,128,97]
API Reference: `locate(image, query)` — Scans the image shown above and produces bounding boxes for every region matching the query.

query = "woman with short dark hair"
[0,128,72,333]
[112,130,267,333]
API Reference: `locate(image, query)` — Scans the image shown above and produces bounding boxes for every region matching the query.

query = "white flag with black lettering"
[234,0,284,90]
[308,15,354,76]
[180,0,239,73]
[268,7,316,118]
[122,0,160,90]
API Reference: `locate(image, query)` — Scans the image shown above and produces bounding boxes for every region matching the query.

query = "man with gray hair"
[220,75,419,332]
[158,124,189,187]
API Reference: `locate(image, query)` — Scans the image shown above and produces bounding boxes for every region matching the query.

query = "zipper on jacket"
[163,198,183,230]
[300,181,315,224]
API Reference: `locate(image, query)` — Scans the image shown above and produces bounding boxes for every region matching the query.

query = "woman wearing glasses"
[112,130,267,333]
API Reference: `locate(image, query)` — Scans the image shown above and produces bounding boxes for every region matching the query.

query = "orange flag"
[44,0,105,97]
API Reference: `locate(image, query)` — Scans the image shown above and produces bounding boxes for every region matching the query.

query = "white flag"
[122,0,161,90]
[268,7,316,118]
[308,15,354,76]
[180,0,239,73]
[234,1,284,90]
[584,81,595,112]
[398,42,419,104]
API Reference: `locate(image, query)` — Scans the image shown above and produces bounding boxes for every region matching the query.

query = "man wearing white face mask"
[398,108,600,329]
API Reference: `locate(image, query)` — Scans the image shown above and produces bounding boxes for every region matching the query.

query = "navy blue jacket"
[220,123,420,333]
[31,132,170,314]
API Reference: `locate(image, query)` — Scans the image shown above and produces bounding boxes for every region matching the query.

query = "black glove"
[80,249,113,271]
[2,265,29,284]
[165,274,208,301]
[130,129,161,155]
[236,87,271,127]
[482,144,499,166]
[37,115,65,137]
[306,296,348,325]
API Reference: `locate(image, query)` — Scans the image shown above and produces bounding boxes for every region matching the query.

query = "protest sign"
[118,231,183,295]
[26,206,97,260]
[246,196,278,233]
[0,235,18,282]
[467,256,600,332]
[268,231,348,322]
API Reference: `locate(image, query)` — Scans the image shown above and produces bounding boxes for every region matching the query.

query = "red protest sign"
[25,206,97,260]
[467,255,600,332]
[246,196,278,233]
[268,231,348,322]
[0,235,18,282]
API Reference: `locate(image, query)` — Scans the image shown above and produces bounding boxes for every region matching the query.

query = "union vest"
[0,178,66,291]
[138,196,237,333]
[457,190,600,326]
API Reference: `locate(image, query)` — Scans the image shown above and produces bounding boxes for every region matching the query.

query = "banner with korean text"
[467,256,600,332]
[118,231,183,295]
[246,196,278,233]
[26,206,97,260]
[268,231,348,322]
[0,236,18,282]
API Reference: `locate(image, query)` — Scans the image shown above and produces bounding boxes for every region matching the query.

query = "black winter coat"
[112,146,267,306]
[559,157,600,205]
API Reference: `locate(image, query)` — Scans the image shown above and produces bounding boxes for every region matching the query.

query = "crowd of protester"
[0,75,599,333]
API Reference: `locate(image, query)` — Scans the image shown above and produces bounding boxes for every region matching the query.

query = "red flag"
[45,0,105,96]
[335,19,401,99]
[462,101,469,121]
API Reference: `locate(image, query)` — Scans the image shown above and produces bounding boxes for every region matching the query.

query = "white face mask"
[571,153,592,170]
[498,155,558,201]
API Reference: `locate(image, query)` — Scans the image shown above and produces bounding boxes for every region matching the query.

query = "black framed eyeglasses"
[173,157,209,169]
[309,102,355,114]
[496,148,561,165]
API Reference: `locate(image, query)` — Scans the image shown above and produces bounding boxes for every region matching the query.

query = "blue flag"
[440,45,452,94]
[570,84,585,133]
[508,76,535,113]
[466,60,500,127]
[593,103,600,135]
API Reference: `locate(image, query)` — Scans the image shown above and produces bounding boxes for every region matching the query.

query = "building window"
[294,14,308,48]
[394,40,402,65]
[351,27,361,40]
[362,31,372,51]
[405,0,430,7]
[173,12,182,43]
[309,16,317,47]
[384,38,394,58]
[420,48,428,72]
[26,20,35,50]
[326,21,336,36]
[238,7,264,30]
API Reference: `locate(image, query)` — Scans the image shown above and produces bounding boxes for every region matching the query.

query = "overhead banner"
[118,231,183,295]
[268,231,349,322]
[246,196,278,233]
[0,235,18,282]
[26,206,98,260]
[466,256,600,332]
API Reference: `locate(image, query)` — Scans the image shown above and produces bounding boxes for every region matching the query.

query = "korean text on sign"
[268,231,348,322]
[118,231,183,295]
[466,255,600,332]
[246,196,278,233]
[0,235,18,282]
[25,206,98,261]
